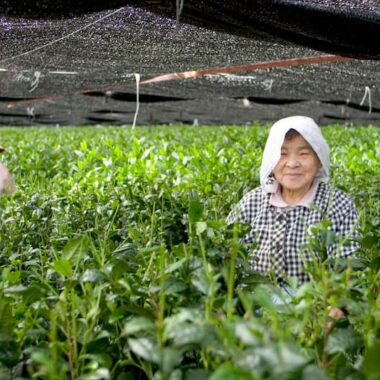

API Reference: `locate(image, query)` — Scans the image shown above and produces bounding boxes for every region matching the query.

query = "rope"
[0,7,125,64]
[132,73,140,129]
[176,0,184,23]
[140,55,352,85]
[360,86,372,114]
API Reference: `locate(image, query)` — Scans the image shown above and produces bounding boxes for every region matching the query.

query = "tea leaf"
[325,327,363,355]
[0,299,13,337]
[63,235,90,263]
[123,317,155,336]
[302,365,328,380]
[128,337,159,363]
[0,341,20,368]
[362,341,380,379]
[164,258,187,274]
[189,199,203,224]
[52,258,73,277]
[161,347,184,374]
[196,221,207,235]
[209,364,257,380]
[81,269,105,283]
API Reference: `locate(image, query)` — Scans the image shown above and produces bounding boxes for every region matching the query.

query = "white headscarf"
[260,115,330,193]
[0,162,16,195]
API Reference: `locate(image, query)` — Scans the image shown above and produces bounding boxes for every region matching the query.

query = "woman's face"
[273,134,321,195]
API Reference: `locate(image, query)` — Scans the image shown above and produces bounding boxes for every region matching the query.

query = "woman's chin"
[281,183,310,194]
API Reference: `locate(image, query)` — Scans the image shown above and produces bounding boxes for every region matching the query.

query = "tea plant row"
[0,125,379,380]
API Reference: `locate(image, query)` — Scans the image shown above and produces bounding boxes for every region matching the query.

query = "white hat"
[0,162,16,195]
[260,115,330,193]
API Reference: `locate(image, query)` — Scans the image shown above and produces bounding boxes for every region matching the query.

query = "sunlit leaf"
[128,338,159,363]
[52,258,73,277]
[196,221,207,235]
[363,341,380,379]
[82,353,113,369]
[123,317,155,336]
[164,258,187,274]
[62,235,90,263]
[81,269,105,283]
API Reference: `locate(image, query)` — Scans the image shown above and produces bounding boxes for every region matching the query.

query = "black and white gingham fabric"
[227,182,359,284]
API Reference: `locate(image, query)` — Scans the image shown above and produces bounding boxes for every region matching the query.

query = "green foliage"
[0,124,379,379]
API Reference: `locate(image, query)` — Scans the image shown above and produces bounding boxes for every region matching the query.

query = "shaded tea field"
[0,125,379,380]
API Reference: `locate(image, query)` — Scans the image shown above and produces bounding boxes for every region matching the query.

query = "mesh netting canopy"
[0,0,379,126]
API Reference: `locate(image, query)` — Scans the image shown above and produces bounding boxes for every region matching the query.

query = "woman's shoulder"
[234,185,269,214]
[317,182,357,212]
[227,185,268,224]
[241,185,268,202]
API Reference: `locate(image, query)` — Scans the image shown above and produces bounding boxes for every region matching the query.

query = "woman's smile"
[284,172,303,178]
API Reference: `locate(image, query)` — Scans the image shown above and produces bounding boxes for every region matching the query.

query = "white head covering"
[260,115,330,193]
[0,162,16,195]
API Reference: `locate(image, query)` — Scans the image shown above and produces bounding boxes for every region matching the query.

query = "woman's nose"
[285,158,300,168]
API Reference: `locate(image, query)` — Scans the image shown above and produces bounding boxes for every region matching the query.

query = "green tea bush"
[0,125,379,380]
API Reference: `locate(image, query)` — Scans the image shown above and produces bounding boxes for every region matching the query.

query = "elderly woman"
[227,116,359,285]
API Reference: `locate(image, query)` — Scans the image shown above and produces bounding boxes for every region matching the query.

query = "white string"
[132,73,140,129]
[176,0,184,22]
[0,7,124,64]
[360,86,372,114]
